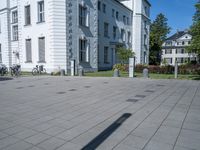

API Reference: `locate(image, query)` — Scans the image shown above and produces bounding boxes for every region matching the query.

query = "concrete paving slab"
[0,77,199,150]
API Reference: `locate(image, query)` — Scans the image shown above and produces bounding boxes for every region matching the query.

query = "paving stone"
[13,129,38,139]
[56,142,82,150]
[2,141,33,150]
[37,137,66,150]
[0,136,20,149]
[42,126,66,136]
[143,140,173,150]
[24,133,51,145]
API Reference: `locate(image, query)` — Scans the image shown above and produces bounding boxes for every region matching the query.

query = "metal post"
[175,60,178,79]
[71,60,75,76]
[129,57,135,78]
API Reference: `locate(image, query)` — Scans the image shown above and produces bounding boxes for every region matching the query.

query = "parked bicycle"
[0,64,8,76]
[10,64,21,77]
[32,65,46,76]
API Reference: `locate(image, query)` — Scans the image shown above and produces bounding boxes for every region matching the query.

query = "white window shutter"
[86,8,90,27]
[86,40,90,62]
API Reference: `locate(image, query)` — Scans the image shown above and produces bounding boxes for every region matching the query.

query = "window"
[165,49,172,54]
[104,22,109,37]
[128,32,131,44]
[79,39,89,62]
[112,9,115,17]
[12,11,18,23]
[188,41,191,45]
[176,49,185,54]
[0,19,1,33]
[79,5,87,26]
[113,26,117,40]
[12,25,18,41]
[0,44,2,63]
[98,1,101,11]
[144,34,147,46]
[182,41,185,45]
[176,58,184,63]
[164,58,172,64]
[165,41,172,46]
[38,1,45,22]
[26,39,32,62]
[103,4,106,13]
[127,17,129,25]
[38,37,45,62]
[104,47,109,63]
[116,11,119,20]
[144,21,147,30]
[25,5,31,25]
[123,15,126,24]
[121,29,125,41]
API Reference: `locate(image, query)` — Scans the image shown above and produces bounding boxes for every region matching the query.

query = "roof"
[166,31,190,41]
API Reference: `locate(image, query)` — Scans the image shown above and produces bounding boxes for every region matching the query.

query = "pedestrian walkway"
[0,77,199,150]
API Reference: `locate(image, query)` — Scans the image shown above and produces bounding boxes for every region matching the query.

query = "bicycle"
[10,64,21,77]
[32,65,46,76]
[0,64,8,76]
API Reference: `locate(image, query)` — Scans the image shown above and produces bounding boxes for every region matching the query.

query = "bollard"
[60,69,65,76]
[175,61,178,79]
[143,68,149,78]
[71,60,75,76]
[129,57,135,78]
[78,66,84,76]
[113,69,120,77]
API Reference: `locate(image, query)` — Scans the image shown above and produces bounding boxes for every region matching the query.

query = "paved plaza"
[0,76,200,150]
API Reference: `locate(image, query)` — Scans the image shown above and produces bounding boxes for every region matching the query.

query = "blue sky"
[149,0,197,35]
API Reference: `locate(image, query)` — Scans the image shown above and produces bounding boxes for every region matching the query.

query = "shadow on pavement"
[0,77,13,81]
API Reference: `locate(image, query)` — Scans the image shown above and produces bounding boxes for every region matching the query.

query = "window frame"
[79,38,89,63]
[24,5,31,25]
[79,4,88,27]
[104,46,109,64]
[0,44,2,63]
[25,39,32,62]
[12,25,18,41]
[12,10,18,23]
[38,1,45,23]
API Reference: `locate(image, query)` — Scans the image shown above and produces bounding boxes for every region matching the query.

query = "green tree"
[116,46,135,64]
[187,1,200,62]
[149,13,171,65]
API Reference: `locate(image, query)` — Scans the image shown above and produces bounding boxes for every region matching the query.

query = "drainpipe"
[7,0,12,69]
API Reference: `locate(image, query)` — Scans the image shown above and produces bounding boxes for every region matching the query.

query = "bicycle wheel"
[41,68,46,74]
[15,69,21,77]
[32,68,38,76]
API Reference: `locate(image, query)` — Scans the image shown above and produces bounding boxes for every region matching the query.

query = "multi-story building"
[118,0,151,64]
[161,30,197,66]
[0,0,150,74]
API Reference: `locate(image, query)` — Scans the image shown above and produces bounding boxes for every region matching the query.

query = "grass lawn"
[85,70,200,80]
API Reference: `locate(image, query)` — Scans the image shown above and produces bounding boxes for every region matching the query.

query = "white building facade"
[0,0,150,73]
[119,0,151,64]
[162,31,198,66]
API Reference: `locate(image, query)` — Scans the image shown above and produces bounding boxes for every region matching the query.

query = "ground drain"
[135,95,146,98]
[126,99,139,103]
[84,86,91,88]
[157,84,165,87]
[16,87,24,89]
[69,89,76,91]
[103,82,108,84]
[44,83,49,85]
[0,77,13,81]
[81,113,132,150]
[57,92,66,94]
[28,85,35,87]
[145,90,155,93]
